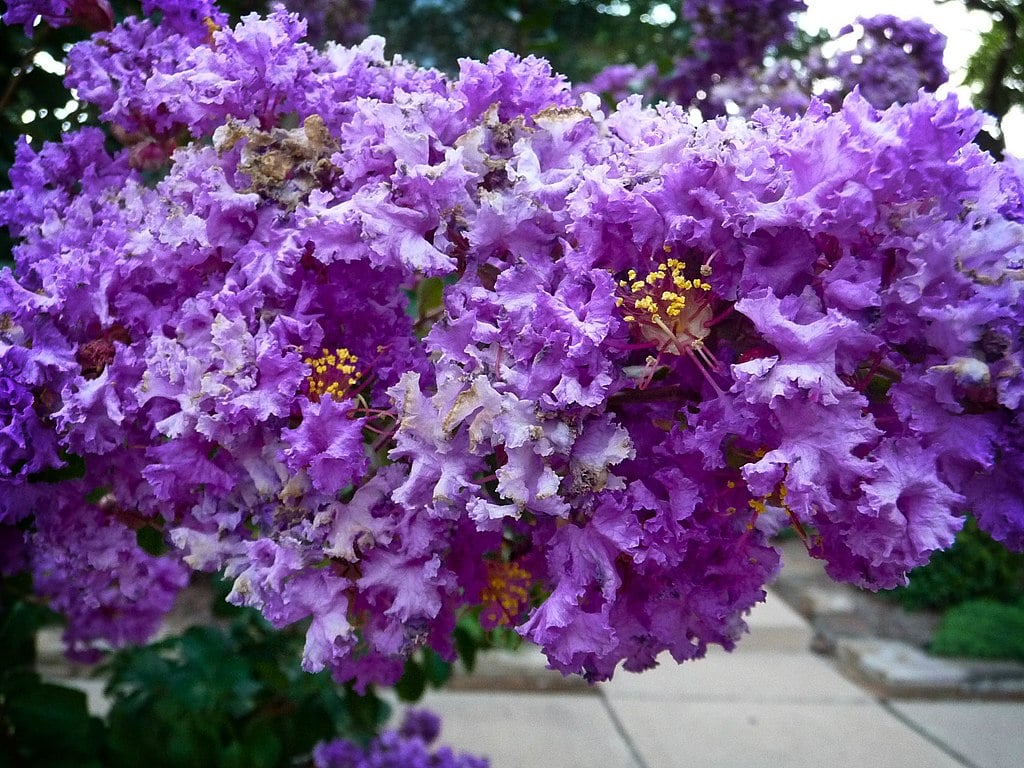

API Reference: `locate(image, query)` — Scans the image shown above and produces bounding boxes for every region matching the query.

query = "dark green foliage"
[0,24,87,186]
[100,598,389,767]
[884,517,1024,612]
[369,0,687,83]
[1,576,106,767]
[883,516,1024,663]
[136,524,169,556]
[0,669,108,768]
[0,572,510,766]
[1,575,393,768]
[930,599,1024,661]
[393,648,452,702]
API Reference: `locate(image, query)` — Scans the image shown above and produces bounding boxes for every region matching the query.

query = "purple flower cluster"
[282,0,375,46]
[313,710,487,768]
[704,57,820,117]
[710,13,949,116]
[665,0,806,106]
[574,62,658,105]
[3,2,1024,684]
[828,16,949,110]
[581,7,948,120]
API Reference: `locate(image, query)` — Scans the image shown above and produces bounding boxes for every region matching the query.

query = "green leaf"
[240,722,283,768]
[341,686,391,744]
[393,659,426,702]
[136,525,168,556]
[885,517,1024,611]
[421,648,453,686]
[0,597,55,668]
[454,613,485,673]
[28,452,87,483]
[965,24,1009,91]
[417,276,445,317]
[1,669,106,764]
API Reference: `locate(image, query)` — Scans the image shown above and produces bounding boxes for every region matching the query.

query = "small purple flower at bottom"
[313,710,488,768]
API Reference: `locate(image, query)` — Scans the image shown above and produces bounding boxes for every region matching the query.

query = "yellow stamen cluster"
[616,257,716,362]
[617,259,710,327]
[305,347,361,402]
[480,561,531,625]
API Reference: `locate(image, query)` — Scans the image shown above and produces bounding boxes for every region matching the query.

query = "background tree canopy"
[367,0,688,79]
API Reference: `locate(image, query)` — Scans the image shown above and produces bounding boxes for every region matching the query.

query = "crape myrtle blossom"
[313,709,488,768]
[281,0,375,46]
[2,1,1024,685]
[664,0,807,109]
[826,15,948,110]
[738,15,948,115]
[582,9,949,120]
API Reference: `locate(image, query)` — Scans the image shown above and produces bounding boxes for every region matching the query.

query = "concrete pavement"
[421,591,1024,768]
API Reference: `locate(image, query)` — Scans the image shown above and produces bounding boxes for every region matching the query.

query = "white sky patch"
[32,50,66,76]
[643,3,677,26]
[54,99,80,120]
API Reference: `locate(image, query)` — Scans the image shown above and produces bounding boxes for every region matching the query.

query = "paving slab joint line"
[598,691,652,768]
[877,700,982,768]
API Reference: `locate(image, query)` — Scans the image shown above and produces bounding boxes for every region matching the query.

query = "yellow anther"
[481,561,532,627]
[304,346,362,402]
[635,296,657,314]
[613,256,716,369]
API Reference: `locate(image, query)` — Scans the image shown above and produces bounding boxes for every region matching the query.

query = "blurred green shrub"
[884,517,1024,612]
[101,607,390,768]
[0,575,106,767]
[1,572,512,766]
[930,599,1024,662]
